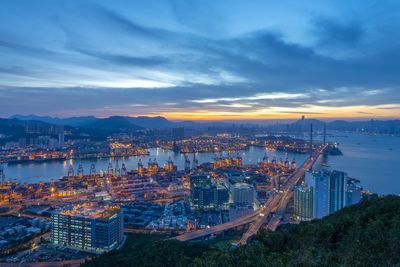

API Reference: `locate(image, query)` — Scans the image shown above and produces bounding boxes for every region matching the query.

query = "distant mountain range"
[9,114,174,129]
[9,114,98,127]
[84,116,142,131]
[5,114,400,135]
[125,116,171,128]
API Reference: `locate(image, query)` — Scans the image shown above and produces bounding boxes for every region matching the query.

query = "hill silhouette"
[84,116,142,131]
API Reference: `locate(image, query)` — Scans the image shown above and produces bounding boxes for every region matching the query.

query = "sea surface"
[324,132,400,195]
[3,132,399,195]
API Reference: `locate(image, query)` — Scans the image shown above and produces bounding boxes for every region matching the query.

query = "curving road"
[239,144,327,244]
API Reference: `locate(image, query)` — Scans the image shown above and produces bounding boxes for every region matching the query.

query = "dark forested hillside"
[84,196,400,267]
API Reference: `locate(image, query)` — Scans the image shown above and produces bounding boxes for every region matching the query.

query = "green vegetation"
[83,233,212,267]
[84,196,400,267]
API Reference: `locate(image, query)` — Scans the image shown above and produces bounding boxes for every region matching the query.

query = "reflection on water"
[4,146,307,185]
[3,132,399,195]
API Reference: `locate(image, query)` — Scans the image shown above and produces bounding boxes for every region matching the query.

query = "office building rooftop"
[56,203,121,220]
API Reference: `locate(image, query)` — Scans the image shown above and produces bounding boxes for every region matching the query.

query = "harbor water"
[3,132,399,195]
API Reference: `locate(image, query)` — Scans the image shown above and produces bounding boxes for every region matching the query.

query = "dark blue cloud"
[0,40,59,57]
[0,0,399,118]
[312,17,364,48]
[0,66,32,77]
[87,3,172,40]
[68,46,170,67]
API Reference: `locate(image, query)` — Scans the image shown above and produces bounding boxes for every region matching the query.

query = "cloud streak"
[0,0,399,119]
[191,93,309,103]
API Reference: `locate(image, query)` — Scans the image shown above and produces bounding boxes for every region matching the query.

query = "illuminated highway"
[172,144,327,243]
[239,144,327,244]
[265,191,294,231]
[172,211,259,241]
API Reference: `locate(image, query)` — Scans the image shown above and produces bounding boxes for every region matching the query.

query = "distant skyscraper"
[190,174,212,210]
[306,169,330,218]
[294,185,313,221]
[189,174,229,210]
[296,168,362,220]
[58,125,65,148]
[328,170,347,214]
[214,183,230,209]
[232,183,254,206]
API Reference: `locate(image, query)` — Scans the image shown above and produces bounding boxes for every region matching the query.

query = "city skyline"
[0,0,400,120]
[0,1,399,265]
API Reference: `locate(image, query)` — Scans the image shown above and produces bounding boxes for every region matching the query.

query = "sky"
[0,0,399,120]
